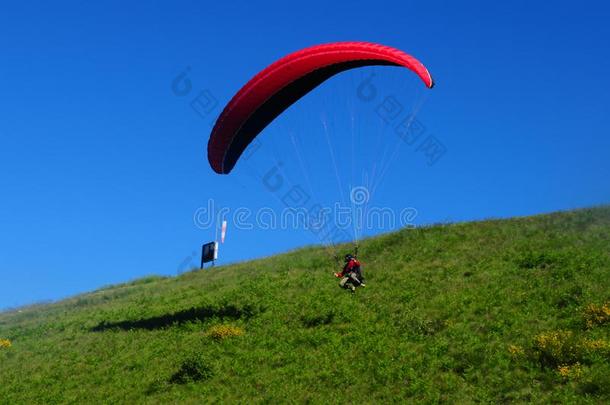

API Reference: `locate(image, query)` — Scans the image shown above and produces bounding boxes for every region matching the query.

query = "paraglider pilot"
[335,254,365,292]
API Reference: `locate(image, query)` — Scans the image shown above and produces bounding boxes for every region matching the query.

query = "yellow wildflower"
[557,364,570,378]
[557,362,582,380]
[205,324,244,340]
[582,338,609,352]
[508,344,524,356]
[0,339,11,349]
[535,331,570,352]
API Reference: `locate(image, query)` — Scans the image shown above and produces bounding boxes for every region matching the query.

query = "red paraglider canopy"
[208,41,434,174]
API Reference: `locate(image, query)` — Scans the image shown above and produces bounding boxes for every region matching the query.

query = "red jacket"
[337,259,361,278]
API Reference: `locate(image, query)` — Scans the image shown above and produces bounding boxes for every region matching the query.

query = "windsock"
[221,220,227,243]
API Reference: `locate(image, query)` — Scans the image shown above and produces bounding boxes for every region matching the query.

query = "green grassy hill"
[1,207,609,403]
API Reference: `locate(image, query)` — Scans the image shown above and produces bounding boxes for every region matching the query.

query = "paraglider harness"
[334,248,365,291]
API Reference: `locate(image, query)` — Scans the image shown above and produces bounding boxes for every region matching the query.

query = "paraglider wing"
[208,41,434,174]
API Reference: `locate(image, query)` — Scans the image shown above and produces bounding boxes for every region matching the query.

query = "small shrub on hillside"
[582,338,610,355]
[533,330,584,368]
[169,354,214,384]
[403,316,446,337]
[578,366,610,396]
[554,285,583,309]
[0,339,11,349]
[205,324,244,340]
[128,275,167,286]
[515,251,563,270]
[583,302,610,328]
[301,311,334,328]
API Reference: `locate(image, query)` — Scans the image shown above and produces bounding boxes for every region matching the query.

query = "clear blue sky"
[1,0,609,309]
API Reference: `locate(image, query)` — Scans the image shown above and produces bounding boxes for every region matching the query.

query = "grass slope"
[1,207,609,403]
